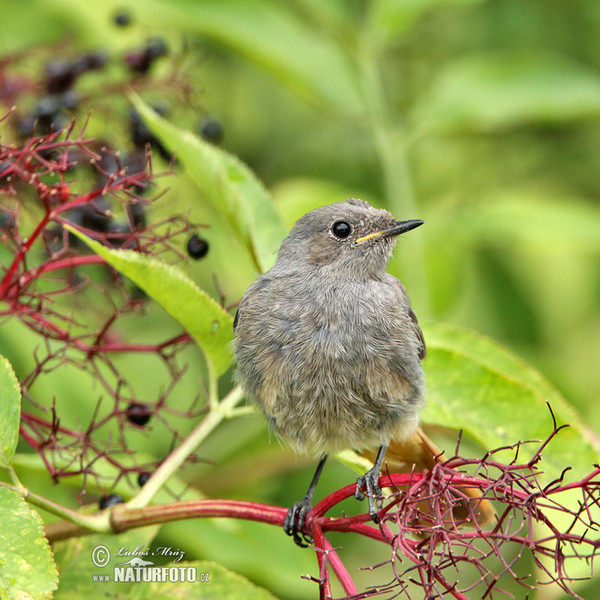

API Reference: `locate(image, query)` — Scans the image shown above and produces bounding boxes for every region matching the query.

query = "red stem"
[12,300,90,353]
[112,499,286,532]
[16,255,106,289]
[52,188,107,214]
[311,526,333,600]
[0,211,51,298]
[313,529,358,597]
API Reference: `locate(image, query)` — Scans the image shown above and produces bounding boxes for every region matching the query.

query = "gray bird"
[233,198,425,546]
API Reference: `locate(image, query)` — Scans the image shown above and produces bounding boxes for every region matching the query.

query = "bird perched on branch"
[234,198,490,546]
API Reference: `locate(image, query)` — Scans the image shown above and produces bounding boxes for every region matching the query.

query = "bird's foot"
[355,466,383,523]
[284,497,313,547]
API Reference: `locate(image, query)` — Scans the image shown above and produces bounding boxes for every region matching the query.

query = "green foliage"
[0,356,20,467]
[130,94,287,273]
[422,322,597,479]
[457,193,600,253]
[0,356,58,598]
[2,0,600,598]
[67,227,234,377]
[52,528,278,600]
[99,105,598,484]
[163,0,364,115]
[53,528,157,598]
[417,51,600,132]
[0,487,58,599]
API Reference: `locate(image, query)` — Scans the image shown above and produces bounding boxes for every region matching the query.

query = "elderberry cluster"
[0,7,227,499]
[0,7,223,258]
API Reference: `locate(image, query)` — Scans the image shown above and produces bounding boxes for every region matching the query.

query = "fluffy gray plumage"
[233,198,425,455]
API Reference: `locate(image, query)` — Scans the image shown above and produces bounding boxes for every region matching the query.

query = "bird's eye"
[331,221,352,239]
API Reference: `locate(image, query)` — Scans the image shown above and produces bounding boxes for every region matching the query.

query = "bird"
[233,198,427,546]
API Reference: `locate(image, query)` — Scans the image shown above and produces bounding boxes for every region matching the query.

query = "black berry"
[137,472,151,487]
[0,211,16,230]
[16,115,35,138]
[70,196,112,233]
[60,90,80,112]
[99,494,125,509]
[45,60,77,93]
[187,234,209,260]
[144,37,168,60]
[129,108,171,160]
[124,51,149,73]
[200,117,224,144]
[125,38,168,74]
[123,150,148,194]
[113,10,132,27]
[126,402,152,426]
[127,203,147,229]
[106,222,131,248]
[34,96,66,132]
[0,160,11,181]
[74,51,108,73]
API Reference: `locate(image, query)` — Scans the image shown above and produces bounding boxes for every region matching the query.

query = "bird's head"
[274,198,423,278]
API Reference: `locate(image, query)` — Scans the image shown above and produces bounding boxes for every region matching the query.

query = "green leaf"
[369,0,483,40]
[53,528,278,600]
[0,487,58,599]
[421,322,599,480]
[459,193,600,254]
[0,355,21,468]
[417,51,600,132]
[163,519,314,598]
[53,529,158,598]
[143,561,279,599]
[163,0,363,115]
[130,94,287,273]
[66,227,234,377]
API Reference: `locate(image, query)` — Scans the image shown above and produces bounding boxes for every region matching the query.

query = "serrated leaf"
[67,227,234,377]
[53,532,278,600]
[0,355,21,468]
[131,95,287,273]
[52,529,158,598]
[421,322,599,480]
[417,51,600,132]
[0,487,58,599]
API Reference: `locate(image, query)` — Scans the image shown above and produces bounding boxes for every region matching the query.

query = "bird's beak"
[355,219,424,244]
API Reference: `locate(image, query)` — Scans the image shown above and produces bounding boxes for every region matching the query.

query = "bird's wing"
[233,276,272,333]
[408,307,426,360]
[387,275,426,361]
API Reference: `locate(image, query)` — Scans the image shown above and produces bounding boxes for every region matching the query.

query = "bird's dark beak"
[382,219,424,238]
[356,219,424,244]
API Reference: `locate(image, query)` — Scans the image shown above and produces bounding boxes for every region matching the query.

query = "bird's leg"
[355,444,387,522]
[284,454,328,547]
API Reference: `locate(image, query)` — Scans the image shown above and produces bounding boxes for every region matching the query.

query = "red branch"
[44,447,597,600]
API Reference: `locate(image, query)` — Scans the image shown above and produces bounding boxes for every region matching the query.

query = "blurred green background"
[2,0,600,598]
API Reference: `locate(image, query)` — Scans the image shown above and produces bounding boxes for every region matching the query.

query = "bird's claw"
[355,467,383,523]
[284,497,313,547]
